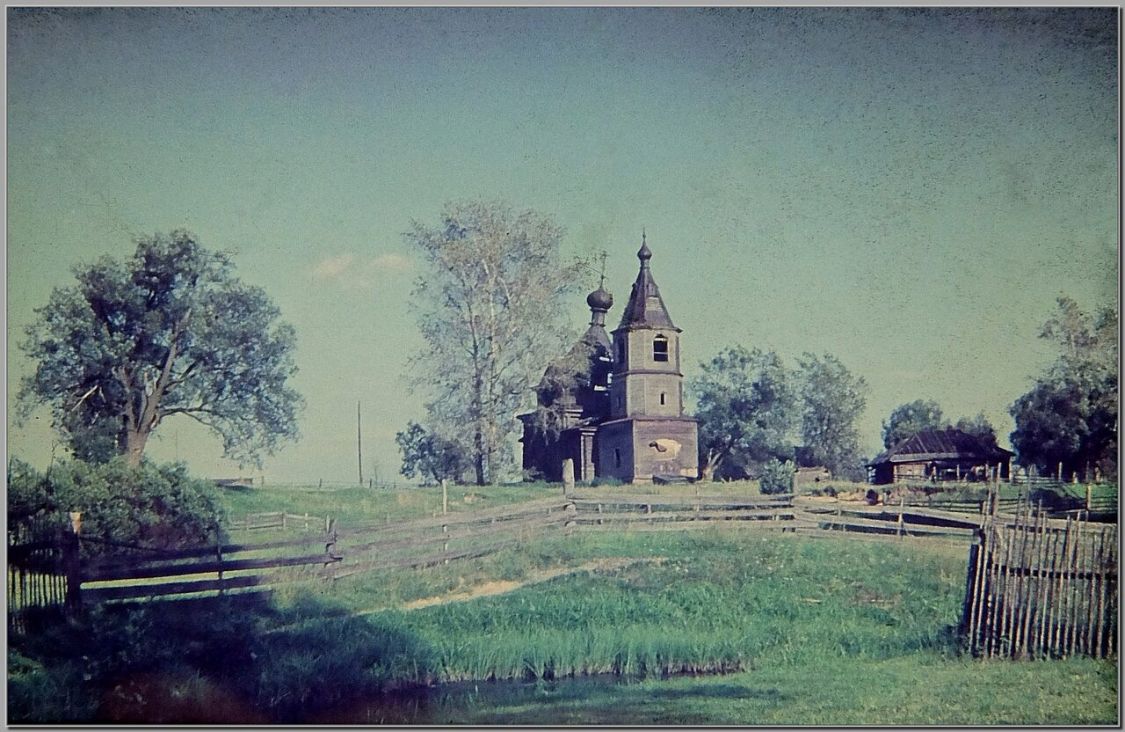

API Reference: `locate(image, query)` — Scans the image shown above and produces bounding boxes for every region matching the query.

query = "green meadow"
[8,484,1117,725]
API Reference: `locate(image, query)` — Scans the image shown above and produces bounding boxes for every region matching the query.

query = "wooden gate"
[961,500,1117,659]
[8,513,80,632]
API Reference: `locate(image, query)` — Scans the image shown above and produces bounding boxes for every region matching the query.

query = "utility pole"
[357,401,364,486]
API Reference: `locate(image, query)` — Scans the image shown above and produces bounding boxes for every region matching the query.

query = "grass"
[218,481,558,529]
[10,485,1118,725]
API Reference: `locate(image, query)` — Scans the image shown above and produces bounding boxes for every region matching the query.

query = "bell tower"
[597,234,698,482]
[608,233,684,419]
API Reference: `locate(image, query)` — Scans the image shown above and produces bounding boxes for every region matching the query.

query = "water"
[303,675,645,725]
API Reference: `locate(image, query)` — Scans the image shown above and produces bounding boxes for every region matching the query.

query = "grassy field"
[218,481,559,527]
[8,507,1118,725]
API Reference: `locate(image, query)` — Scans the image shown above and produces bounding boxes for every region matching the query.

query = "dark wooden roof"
[867,428,1013,466]
[616,237,677,331]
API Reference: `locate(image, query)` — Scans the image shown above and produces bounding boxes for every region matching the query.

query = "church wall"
[623,329,678,372]
[630,418,699,482]
[595,420,635,482]
[625,373,683,417]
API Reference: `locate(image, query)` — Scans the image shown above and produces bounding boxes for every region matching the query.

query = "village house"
[518,236,699,484]
[866,427,1014,485]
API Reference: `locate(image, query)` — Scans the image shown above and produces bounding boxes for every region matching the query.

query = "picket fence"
[961,500,1117,659]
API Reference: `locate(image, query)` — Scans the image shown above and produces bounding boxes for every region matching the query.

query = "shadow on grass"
[355,678,793,726]
[8,589,440,724]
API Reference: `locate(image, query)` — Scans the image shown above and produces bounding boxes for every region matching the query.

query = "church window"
[616,339,625,366]
[660,392,666,405]
[653,335,669,362]
[614,448,621,468]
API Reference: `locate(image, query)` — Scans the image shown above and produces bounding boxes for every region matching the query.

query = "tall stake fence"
[961,500,1117,660]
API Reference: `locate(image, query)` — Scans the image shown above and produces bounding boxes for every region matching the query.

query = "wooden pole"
[216,525,225,594]
[1065,515,1084,657]
[357,401,364,486]
[442,478,448,516]
[561,459,575,496]
[63,513,82,614]
[1034,517,1054,657]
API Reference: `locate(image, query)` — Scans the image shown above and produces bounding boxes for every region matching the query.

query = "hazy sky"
[6,7,1118,484]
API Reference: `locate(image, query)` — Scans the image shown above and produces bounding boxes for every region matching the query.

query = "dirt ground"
[399,556,665,610]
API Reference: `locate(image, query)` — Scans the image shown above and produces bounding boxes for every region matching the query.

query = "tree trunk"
[124,428,149,467]
[474,428,487,486]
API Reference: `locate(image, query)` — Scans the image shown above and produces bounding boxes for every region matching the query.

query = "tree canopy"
[796,352,869,479]
[691,345,798,480]
[19,230,302,467]
[1010,296,1117,480]
[404,200,587,485]
[394,421,471,485]
[881,399,945,449]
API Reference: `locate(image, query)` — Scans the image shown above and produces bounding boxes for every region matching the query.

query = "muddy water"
[303,675,642,725]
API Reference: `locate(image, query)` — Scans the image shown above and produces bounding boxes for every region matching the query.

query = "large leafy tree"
[405,200,587,485]
[691,345,798,480]
[19,230,302,467]
[795,352,868,478]
[1010,296,1117,480]
[954,412,999,449]
[394,421,471,485]
[881,399,945,449]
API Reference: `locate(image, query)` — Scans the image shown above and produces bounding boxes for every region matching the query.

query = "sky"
[6,7,1119,484]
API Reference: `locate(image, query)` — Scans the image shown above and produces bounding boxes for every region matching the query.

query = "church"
[518,236,700,484]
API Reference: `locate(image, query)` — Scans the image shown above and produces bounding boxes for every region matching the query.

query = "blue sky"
[6,8,1118,483]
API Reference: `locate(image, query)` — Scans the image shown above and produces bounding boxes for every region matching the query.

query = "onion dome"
[586,284,614,312]
[637,231,652,263]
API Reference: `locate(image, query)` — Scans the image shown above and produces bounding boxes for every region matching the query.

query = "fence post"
[442,479,449,516]
[64,512,82,614]
[562,459,575,497]
[1086,484,1092,512]
[216,525,224,594]
[897,497,905,538]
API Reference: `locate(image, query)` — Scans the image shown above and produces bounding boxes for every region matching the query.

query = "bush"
[759,459,796,495]
[7,458,225,555]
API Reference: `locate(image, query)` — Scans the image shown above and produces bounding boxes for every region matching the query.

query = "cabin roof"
[867,428,1013,466]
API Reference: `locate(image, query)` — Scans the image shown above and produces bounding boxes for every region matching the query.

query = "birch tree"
[405,201,586,485]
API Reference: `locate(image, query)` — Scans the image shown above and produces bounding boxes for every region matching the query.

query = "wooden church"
[518,236,699,484]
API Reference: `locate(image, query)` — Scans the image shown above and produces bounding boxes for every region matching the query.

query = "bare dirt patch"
[400,556,665,611]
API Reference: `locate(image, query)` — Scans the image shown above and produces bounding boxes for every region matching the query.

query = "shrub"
[7,458,225,555]
[759,459,796,495]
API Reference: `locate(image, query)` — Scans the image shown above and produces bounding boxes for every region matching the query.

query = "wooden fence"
[10,487,1117,647]
[229,511,333,532]
[568,492,805,532]
[8,519,341,632]
[7,513,78,629]
[961,501,1117,659]
[330,496,574,579]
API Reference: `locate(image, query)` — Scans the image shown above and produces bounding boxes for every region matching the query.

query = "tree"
[394,421,471,485]
[8,457,225,556]
[1010,297,1117,480]
[881,399,945,449]
[954,412,998,449]
[795,352,869,478]
[405,201,587,485]
[19,230,302,467]
[691,345,798,480]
